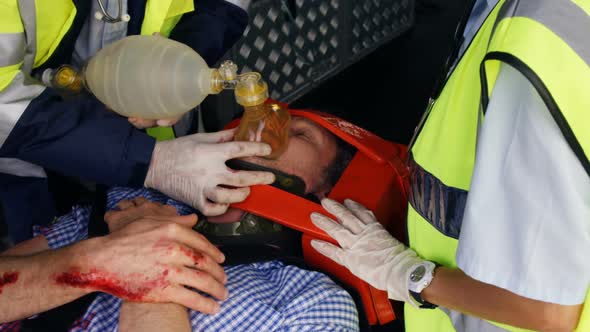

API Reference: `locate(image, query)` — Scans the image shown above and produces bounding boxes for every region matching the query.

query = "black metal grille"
[226,0,414,102]
[351,0,412,56]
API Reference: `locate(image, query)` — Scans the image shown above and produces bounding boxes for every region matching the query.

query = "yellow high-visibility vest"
[0,0,194,142]
[406,0,590,331]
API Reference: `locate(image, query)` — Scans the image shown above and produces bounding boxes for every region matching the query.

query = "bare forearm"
[422,267,582,332]
[119,302,190,332]
[1,236,49,257]
[0,241,94,322]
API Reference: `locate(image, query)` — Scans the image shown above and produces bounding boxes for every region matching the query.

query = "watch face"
[410,265,426,282]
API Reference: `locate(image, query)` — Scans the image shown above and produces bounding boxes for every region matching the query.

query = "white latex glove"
[145,128,275,216]
[310,198,425,305]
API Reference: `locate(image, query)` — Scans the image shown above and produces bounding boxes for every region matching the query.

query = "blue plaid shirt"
[11,187,359,332]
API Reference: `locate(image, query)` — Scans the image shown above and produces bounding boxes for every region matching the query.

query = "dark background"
[291,0,474,145]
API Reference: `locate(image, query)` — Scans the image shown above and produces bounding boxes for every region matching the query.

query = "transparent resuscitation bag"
[45,35,230,119]
[44,35,290,158]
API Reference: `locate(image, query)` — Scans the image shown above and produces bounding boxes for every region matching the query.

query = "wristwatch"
[408,261,438,309]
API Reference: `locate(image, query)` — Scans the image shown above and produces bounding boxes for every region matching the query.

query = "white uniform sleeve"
[456,64,590,305]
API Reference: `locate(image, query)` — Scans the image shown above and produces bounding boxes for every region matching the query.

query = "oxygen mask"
[232,73,291,159]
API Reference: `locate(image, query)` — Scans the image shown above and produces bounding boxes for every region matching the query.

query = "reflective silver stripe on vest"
[0,158,46,178]
[0,33,26,67]
[498,0,590,66]
[17,0,37,73]
[0,0,46,178]
[0,71,46,178]
[0,71,45,144]
[408,155,468,239]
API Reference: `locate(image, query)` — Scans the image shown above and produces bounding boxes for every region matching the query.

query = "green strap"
[146,127,175,141]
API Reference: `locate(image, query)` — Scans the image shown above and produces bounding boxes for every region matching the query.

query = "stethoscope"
[94,0,131,23]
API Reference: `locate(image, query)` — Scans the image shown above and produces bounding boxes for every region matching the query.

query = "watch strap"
[409,290,438,309]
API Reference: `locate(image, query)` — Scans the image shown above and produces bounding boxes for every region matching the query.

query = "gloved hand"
[145,128,275,216]
[310,198,425,306]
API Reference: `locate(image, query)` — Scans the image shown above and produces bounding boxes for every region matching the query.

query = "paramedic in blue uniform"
[0,0,275,243]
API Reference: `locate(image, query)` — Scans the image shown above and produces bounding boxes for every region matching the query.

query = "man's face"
[208,115,340,224]
[243,116,338,197]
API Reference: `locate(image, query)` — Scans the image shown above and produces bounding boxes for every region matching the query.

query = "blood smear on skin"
[0,272,19,294]
[54,268,167,301]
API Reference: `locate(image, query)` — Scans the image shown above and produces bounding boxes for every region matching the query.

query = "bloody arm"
[0,217,228,323]
[0,236,49,257]
[0,238,98,322]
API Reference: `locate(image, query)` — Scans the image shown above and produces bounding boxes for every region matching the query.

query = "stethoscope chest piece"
[95,0,130,23]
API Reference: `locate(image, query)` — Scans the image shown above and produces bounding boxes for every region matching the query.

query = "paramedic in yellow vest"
[311,0,590,331]
[0,0,275,243]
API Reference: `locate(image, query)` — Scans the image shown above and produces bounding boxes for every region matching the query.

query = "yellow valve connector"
[234,72,269,108]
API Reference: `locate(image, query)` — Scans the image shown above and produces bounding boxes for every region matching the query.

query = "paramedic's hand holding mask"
[144,128,276,216]
[200,116,353,225]
[310,199,426,306]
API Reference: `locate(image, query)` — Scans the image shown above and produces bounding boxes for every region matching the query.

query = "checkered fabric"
[2,187,359,332]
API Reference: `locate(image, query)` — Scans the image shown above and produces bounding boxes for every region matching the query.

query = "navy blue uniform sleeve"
[0,89,154,187]
[168,0,249,66]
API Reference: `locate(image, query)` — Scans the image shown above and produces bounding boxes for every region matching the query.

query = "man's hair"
[318,137,357,194]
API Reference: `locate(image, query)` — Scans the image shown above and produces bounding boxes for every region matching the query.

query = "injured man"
[0,112,370,332]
